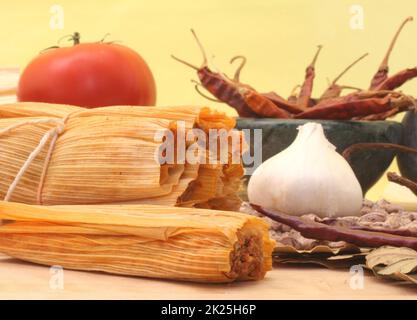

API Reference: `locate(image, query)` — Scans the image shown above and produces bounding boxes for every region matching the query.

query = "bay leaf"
[396,273,417,284]
[327,250,370,261]
[366,246,417,269]
[365,246,417,285]
[274,243,360,255]
[274,251,367,269]
[378,259,417,275]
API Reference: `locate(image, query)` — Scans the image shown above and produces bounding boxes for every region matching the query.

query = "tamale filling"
[227,230,264,280]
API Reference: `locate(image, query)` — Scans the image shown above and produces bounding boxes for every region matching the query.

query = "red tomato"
[18,40,156,107]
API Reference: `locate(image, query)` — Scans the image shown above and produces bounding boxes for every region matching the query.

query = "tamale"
[0,103,245,210]
[0,201,274,283]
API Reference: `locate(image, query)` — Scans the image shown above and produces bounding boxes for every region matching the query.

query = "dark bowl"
[398,111,417,182]
[236,118,403,194]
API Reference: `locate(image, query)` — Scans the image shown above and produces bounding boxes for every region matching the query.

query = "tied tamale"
[0,103,245,210]
[0,201,274,283]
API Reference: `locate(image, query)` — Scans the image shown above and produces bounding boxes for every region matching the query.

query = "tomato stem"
[72,32,80,45]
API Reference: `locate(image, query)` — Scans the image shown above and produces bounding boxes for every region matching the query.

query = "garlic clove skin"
[247,122,363,218]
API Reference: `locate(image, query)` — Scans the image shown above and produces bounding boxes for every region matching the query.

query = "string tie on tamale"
[36,113,74,205]
[0,118,66,203]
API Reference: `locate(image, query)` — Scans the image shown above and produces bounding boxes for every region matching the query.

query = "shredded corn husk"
[0,201,274,283]
[0,103,245,210]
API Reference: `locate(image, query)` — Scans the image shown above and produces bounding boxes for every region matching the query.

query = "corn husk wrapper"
[0,201,274,283]
[0,103,245,210]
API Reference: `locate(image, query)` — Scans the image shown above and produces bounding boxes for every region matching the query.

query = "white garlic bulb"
[247,122,363,217]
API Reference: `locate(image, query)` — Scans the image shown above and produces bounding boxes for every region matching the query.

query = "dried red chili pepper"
[229,55,247,83]
[355,107,400,121]
[240,87,291,119]
[356,93,416,119]
[300,91,415,120]
[251,204,417,250]
[262,46,323,111]
[376,67,417,91]
[329,224,417,238]
[175,18,417,121]
[342,142,417,162]
[261,91,304,114]
[172,29,257,117]
[368,17,417,91]
[287,85,301,104]
[297,45,322,108]
[310,91,359,109]
[294,95,392,120]
[370,16,413,90]
[319,53,368,101]
[387,172,417,196]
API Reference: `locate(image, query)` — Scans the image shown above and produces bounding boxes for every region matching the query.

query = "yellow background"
[2,0,417,200]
